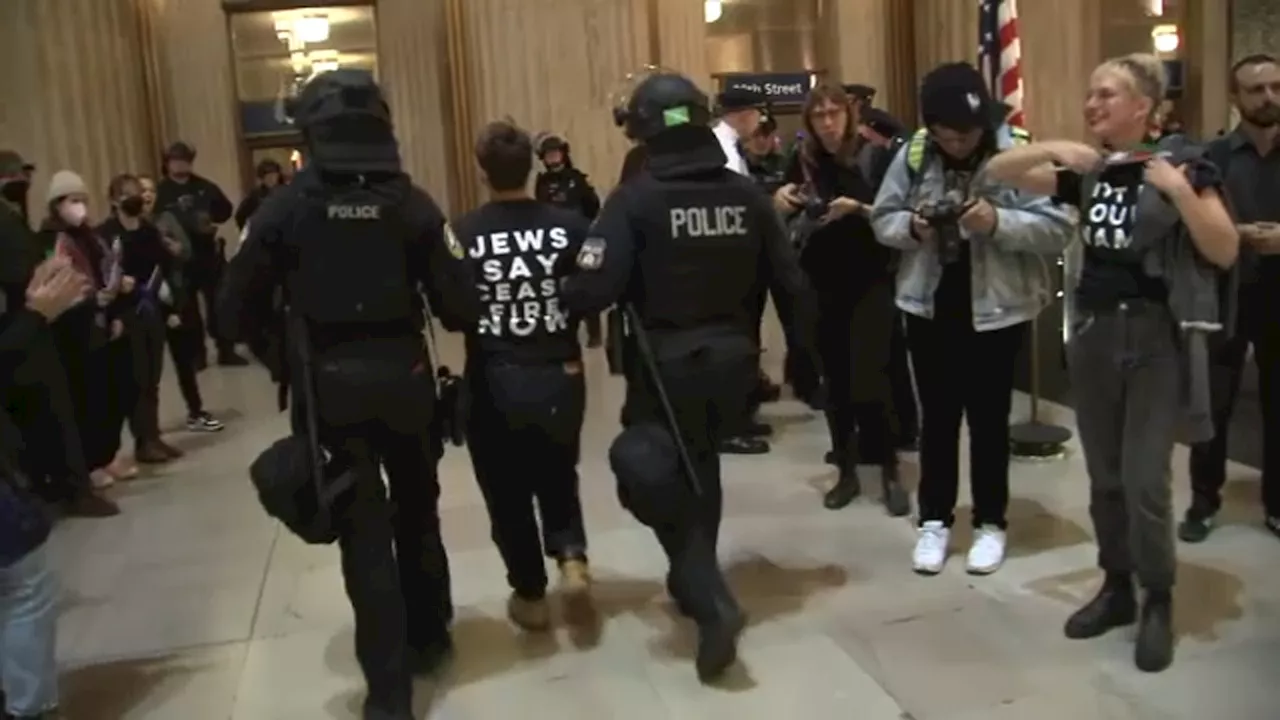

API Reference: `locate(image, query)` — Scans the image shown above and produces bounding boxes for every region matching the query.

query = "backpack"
[286,181,415,326]
[903,125,1033,186]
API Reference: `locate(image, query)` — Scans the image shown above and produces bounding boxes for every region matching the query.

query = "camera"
[918,197,971,265]
[802,194,828,221]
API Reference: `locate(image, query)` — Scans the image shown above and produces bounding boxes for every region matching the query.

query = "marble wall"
[1232,0,1280,60]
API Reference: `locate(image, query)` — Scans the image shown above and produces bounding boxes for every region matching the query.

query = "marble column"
[144,0,244,212]
[1017,0,1102,139]
[653,0,710,89]
[378,0,455,211]
[1185,0,1232,135]
[0,0,156,215]
[820,0,915,122]
[445,0,650,207]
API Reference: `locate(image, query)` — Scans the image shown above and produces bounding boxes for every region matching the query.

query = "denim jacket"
[870,125,1075,331]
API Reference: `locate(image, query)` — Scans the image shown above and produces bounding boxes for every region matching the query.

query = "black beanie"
[919,63,993,131]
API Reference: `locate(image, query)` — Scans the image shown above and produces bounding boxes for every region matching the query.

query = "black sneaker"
[186,412,225,433]
[1177,510,1215,543]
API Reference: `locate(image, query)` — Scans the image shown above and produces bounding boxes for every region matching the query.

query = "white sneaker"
[912,521,950,575]
[966,525,1007,575]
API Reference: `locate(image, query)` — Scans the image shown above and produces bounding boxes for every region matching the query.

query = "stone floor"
[43,328,1280,720]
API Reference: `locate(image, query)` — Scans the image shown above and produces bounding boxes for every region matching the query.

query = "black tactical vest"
[288,184,414,326]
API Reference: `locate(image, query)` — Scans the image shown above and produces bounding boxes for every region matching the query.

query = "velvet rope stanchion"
[1010,314,1072,459]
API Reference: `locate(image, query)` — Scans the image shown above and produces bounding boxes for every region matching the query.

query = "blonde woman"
[985,53,1238,673]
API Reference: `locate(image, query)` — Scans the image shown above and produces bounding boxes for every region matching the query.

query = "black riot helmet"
[535,132,569,158]
[611,68,712,142]
[290,69,401,175]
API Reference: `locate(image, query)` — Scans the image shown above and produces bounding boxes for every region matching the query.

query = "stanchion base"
[1009,421,1072,459]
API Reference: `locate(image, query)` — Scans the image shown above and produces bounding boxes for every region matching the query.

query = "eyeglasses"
[808,107,846,121]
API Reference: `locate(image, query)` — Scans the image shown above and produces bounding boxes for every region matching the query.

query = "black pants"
[127,311,166,447]
[908,314,1025,528]
[622,329,756,621]
[12,336,92,501]
[302,337,451,714]
[167,324,204,416]
[74,339,136,470]
[584,313,602,342]
[774,283,821,397]
[1189,287,1280,518]
[183,253,231,355]
[466,359,587,599]
[818,279,896,467]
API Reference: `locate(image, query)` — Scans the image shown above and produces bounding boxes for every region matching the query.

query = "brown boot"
[506,593,551,632]
[135,443,170,464]
[156,439,184,459]
[64,489,121,517]
[558,558,591,597]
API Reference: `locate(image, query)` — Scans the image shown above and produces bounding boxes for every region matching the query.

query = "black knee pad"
[609,423,694,529]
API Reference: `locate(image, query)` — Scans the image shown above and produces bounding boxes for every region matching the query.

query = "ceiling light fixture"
[704,0,723,24]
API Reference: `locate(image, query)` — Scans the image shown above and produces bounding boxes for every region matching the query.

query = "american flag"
[978,0,1025,127]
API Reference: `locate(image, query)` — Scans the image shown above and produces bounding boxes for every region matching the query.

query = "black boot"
[408,634,454,676]
[1134,589,1174,672]
[823,468,861,509]
[667,528,745,682]
[1064,572,1137,639]
[824,432,861,510]
[881,457,910,517]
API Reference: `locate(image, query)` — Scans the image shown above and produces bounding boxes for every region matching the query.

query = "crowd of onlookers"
[0,142,262,718]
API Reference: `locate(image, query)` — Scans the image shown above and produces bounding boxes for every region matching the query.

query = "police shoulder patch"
[443,223,465,259]
[576,237,606,271]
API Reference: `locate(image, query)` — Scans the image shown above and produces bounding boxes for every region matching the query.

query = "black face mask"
[119,196,145,217]
[1,180,29,205]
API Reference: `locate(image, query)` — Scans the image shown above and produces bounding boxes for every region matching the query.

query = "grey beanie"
[47,170,88,201]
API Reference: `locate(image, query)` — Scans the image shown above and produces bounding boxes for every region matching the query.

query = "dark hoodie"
[155,173,233,258]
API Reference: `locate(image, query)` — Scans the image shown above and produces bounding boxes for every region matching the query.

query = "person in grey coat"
[985,52,1238,674]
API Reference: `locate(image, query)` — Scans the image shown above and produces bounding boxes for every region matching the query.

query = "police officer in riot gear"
[564,70,817,681]
[217,69,478,720]
[534,133,603,347]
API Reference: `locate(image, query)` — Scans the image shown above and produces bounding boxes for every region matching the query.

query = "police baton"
[623,303,704,498]
[290,316,354,510]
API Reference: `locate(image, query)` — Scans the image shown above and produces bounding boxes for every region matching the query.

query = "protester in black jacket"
[155,141,246,366]
[4,164,118,517]
[234,159,284,231]
[0,253,87,720]
[534,133,603,347]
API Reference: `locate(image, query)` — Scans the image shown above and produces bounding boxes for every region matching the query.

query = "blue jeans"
[1,544,58,717]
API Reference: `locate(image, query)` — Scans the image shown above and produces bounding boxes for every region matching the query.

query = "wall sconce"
[1151,24,1179,54]
[705,0,723,23]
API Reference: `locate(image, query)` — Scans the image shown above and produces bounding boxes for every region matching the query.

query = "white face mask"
[59,200,88,226]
